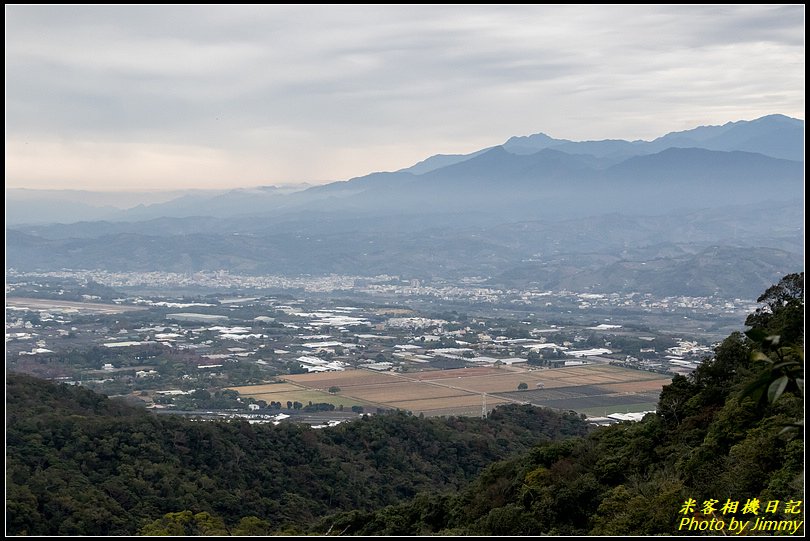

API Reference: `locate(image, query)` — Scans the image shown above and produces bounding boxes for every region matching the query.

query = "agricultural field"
[230,363,674,418]
[385,394,511,417]
[229,383,303,394]
[493,365,671,416]
[283,370,405,389]
[6,297,147,314]
[229,382,376,409]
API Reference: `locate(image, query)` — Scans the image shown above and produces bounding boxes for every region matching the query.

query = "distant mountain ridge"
[5,114,804,299]
[399,114,802,175]
[500,113,803,162]
[5,114,802,225]
[280,145,801,220]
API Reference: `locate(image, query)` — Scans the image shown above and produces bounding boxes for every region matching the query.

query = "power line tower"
[481,393,487,419]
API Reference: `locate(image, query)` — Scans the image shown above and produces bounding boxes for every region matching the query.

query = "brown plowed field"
[231,365,672,417]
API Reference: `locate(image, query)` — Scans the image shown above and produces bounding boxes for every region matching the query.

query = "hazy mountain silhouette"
[6,115,803,298]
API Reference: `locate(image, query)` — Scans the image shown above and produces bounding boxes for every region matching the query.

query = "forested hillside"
[6,375,587,535]
[316,273,804,535]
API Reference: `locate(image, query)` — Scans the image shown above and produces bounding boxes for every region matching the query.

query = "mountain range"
[6,114,804,299]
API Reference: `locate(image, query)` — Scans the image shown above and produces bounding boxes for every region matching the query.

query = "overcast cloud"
[5,5,805,191]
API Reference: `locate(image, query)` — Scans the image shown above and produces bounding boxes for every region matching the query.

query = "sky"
[5,5,805,192]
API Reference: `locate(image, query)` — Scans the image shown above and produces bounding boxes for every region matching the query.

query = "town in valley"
[7,268,753,427]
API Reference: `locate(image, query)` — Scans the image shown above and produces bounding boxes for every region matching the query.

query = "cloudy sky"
[5,5,805,192]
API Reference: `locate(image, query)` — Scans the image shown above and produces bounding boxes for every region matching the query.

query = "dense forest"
[6,273,803,536]
[6,375,587,535]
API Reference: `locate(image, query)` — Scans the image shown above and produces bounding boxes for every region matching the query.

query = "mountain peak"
[502,132,571,155]
[749,113,804,126]
[504,132,557,145]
